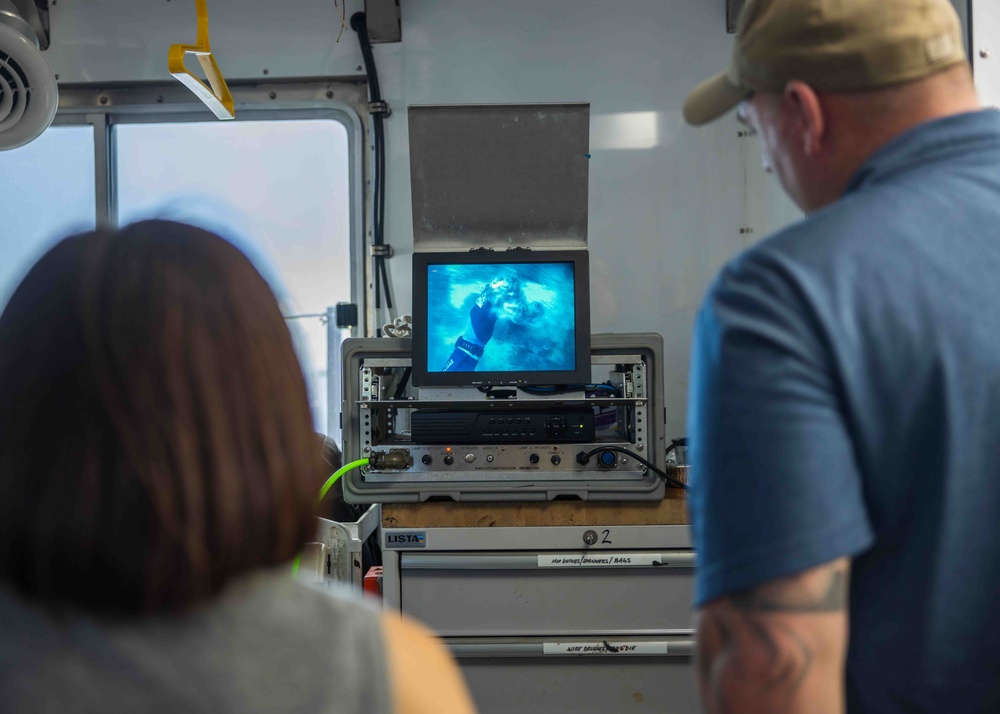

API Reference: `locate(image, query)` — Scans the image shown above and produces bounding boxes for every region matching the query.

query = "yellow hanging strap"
[168,0,235,120]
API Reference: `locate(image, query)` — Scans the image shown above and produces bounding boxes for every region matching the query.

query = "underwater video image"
[425,262,578,374]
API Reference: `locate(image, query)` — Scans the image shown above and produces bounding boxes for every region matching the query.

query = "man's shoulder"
[712,189,905,302]
[756,192,889,263]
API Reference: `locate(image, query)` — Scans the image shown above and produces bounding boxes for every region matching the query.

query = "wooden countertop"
[381,486,688,528]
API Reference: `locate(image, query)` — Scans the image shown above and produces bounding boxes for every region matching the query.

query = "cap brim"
[683,71,749,126]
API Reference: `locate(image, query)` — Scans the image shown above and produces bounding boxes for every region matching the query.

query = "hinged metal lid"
[408,103,590,252]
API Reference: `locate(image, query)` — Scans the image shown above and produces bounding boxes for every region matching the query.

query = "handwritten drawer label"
[537,553,663,567]
[542,641,670,656]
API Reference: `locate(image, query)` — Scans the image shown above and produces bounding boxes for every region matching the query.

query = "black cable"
[374,255,381,326]
[392,367,412,399]
[665,437,687,460]
[576,445,688,490]
[351,12,394,322]
[375,140,392,311]
[375,117,389,311]
[380,253,393,310]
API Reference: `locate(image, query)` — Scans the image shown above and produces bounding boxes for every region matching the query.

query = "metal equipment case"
[341,333,669,503]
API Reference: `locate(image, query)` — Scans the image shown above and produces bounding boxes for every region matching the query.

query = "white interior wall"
[43,0,802,436]
[973,0,1000,108]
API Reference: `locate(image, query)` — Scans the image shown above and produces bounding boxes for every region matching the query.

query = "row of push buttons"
[488,417,534,425]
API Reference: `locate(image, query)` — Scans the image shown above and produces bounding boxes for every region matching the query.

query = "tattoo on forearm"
[730,567,847,613]
[698,564,848,713]
[697,615,729,687]
[748,617,813,704]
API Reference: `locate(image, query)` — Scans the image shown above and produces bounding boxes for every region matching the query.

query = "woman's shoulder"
[380,613,477,714]
[210,573,476,713]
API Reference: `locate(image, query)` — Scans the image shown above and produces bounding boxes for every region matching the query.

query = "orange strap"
[167,0,235,120]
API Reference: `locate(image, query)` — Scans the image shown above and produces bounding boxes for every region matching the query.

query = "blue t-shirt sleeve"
[688,254,874,607]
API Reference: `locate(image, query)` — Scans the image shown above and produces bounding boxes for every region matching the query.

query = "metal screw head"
[156,95,164,104]
[981,49,991,59]
[326,90,334,99]
[98,96,108,105]
[583,529,598,546]
[268,91,277,100]
[263,68,270,75]
[356,65,363,71]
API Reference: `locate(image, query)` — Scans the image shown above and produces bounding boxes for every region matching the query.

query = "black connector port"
[577,450,617,467]
[370,450,413,470]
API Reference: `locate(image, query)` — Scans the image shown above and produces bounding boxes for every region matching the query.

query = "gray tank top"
[0,571,392,713]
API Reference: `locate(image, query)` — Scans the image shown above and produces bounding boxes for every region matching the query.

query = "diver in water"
[442,275,527,371]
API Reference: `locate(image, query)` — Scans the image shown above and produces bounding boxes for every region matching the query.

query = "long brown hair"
[0,220,322,615]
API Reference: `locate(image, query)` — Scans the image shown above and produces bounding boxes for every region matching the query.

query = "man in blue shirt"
[683,0,996,711]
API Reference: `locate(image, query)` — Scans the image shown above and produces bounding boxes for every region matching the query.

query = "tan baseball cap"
[683,0,968,126]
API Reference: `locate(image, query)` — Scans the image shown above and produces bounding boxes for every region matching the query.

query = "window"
[0,125,96,307]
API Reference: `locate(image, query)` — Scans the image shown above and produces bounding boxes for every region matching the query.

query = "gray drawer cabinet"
[382,524,698,714]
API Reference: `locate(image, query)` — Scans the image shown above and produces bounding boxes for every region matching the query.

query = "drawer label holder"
[542,641,670,656]
[537,553,665,568]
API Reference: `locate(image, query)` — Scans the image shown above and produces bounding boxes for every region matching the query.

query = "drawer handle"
[403,552,695,570]
[449,639,695,658]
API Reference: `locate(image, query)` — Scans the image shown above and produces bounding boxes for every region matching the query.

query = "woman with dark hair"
[0,220,474,713]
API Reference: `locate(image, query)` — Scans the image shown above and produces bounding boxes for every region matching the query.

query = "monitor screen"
[412,250,591,387]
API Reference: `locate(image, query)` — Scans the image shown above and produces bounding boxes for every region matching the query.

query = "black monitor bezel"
[411,250,591,387]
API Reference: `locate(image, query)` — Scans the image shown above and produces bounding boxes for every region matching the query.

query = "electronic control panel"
[365,443,643,482]
[411,409,595,444]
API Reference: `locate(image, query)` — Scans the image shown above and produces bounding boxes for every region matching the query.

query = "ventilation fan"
[0,0,58,151]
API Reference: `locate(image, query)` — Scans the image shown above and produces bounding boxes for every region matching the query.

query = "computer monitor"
[412,250,591,387]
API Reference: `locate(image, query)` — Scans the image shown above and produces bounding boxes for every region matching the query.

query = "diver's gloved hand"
[464,301,499,346]
[442,277,517,372]
[441,281,506,372]
[442,307,493,372]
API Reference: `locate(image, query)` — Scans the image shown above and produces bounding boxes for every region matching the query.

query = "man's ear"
[783,81,826,158]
